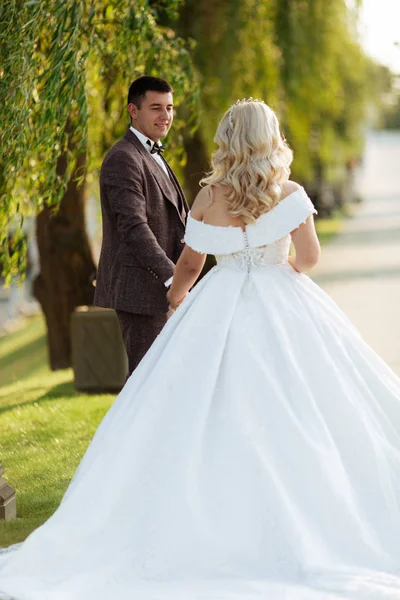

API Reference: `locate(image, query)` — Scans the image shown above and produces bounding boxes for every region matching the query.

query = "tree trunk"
[183,128,210,203]
[183,128,217,280]
[33,149,96,370]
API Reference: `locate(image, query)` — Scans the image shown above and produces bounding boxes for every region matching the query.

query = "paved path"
[312,131,400,375]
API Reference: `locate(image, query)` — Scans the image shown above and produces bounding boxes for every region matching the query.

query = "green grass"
[315,206,353,245]
[0,316,114,547]
[315,213,342,245]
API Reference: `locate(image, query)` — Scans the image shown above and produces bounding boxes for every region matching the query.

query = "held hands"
[166,290,188,313]
[165,243,207,316]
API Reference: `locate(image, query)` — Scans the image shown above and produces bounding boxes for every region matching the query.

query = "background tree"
[369,64,400,130]
[177,0,280,199]
[0,0,197,369]
[1,0,387,369]
[274,0,370,211]
[178,0,370,214]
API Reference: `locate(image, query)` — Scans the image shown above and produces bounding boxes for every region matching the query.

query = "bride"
[1,98,400,600]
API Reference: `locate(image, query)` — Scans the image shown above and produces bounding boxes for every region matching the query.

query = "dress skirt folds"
[1,188,400,599]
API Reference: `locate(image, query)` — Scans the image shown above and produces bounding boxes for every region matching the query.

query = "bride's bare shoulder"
[190,184,229,221]
[281,180,301,200]
[190,186,213,221]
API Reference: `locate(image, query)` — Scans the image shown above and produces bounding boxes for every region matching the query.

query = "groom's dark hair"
[128,76,173,108]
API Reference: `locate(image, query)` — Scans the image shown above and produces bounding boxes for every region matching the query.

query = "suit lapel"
[124,129,186,224]
[162,157,189,216]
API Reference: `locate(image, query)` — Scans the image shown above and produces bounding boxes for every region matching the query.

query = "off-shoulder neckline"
[188,187,305,232]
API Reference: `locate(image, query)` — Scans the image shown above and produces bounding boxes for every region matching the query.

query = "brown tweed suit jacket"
[94,128,189,315]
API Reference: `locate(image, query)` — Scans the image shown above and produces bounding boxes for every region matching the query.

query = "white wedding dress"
[2,187,400,600]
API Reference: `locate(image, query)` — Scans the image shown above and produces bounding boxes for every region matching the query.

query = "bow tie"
[147,140,166,155]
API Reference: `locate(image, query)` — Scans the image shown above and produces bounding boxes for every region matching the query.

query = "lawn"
[0,316,114,547]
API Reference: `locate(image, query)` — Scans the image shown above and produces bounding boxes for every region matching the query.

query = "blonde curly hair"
[201,99,293,223]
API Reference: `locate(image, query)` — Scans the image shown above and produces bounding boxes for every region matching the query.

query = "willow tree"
[178,0,369,209]
[178,0,281,199]
[0,0,196,369]
[274,0,368,210]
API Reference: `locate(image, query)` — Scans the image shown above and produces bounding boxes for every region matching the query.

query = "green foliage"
[181,0,372,192]
[180,0,280,153]
[0,0,384,279]
[0,0,197,280]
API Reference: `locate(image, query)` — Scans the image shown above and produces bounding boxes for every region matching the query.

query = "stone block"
[71,307,128,393]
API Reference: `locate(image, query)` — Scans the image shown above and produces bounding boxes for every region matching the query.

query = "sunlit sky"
[358,0,400,73]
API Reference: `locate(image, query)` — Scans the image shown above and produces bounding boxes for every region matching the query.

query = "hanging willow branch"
[0,0,198,280]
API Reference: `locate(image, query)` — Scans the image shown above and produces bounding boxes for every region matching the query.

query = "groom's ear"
[128,103,138,122]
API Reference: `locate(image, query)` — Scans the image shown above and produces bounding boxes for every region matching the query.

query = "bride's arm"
[167,187,210,309]
[167,246,207,309]
[289,215,321,272]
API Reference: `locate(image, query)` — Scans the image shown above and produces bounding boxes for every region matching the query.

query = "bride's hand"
[167,291,187,312]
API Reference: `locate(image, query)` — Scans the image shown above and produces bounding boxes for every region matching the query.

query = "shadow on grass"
[0,381,78,415]
[0,335,47,387]
[37,380,77,401]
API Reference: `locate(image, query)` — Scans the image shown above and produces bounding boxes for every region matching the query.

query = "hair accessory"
[227,97,266,129]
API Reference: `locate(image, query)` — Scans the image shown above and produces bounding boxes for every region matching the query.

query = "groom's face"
[128,91,174,142]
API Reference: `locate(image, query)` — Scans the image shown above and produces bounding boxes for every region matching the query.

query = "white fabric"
[129,126,169,177]
[183,187,316,255]
[2,189,400,599]
[168,188,314,286]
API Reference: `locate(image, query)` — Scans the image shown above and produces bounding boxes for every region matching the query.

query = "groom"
[94,76,189,375]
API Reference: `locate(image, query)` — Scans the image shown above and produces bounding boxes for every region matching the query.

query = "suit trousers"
[116,310,168,376]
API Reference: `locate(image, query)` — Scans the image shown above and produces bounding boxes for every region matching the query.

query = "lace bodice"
[184,187,316,271]
[215,235,291,271]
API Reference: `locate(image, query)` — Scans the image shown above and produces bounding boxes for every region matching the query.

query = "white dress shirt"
[129,126,169,178]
